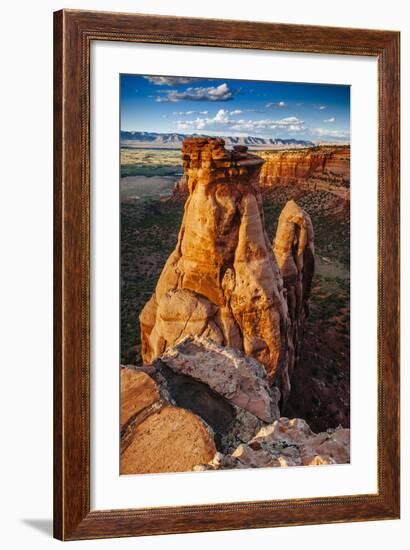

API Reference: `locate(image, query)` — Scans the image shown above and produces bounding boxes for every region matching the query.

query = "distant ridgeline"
[120,131,315,149]
[120,132,350,202]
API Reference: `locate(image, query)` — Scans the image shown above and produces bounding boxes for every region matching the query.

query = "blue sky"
[120,74,350,143]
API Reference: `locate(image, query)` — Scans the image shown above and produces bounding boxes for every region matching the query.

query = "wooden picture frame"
[53,9,400,540]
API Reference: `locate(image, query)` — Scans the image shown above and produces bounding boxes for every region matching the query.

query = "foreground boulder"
[121,404,216,474]
[121,337,281,473]
[147,337,280,452]
[120,340,349,474]
[159,336,279,422]
[140,137,292,394]
[120,367,216,474]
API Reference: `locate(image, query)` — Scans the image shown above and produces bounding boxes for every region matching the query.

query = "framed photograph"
[54,9,400,540]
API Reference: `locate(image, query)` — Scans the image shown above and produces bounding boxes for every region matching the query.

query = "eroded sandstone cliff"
[174,145,350,201]
[258,146,350,199]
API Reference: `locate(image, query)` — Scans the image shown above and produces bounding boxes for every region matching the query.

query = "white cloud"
[319,105,327,110]
[143,76,198,86]
[155,83,234,103]
[323,117,336,123]
[176,109,305,133]
[312,127,350,140]
[173,110,208,116]
[266,101,287,108]
[229,109,265,114]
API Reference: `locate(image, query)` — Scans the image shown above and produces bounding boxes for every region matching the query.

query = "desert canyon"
[120,138,350,474]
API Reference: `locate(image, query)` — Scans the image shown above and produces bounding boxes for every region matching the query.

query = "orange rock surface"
[120,366,217,474]
[259,146,350,199]
[140,138,291,388]
[120,367,159,426]
[273,200,315,385]
[121,404,217,474]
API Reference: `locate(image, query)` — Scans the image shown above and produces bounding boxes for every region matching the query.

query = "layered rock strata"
[140,138,293,392]
[120,366,217,474]
[259,146,350,199]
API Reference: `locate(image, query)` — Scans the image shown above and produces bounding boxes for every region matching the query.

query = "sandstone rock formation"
[120,367,159,426]
[120,335,282,474]
[121,339,349,474]
[159,336,280,423]
[273,200,315,382]
[259,146,350,200]
[140,138,293,393]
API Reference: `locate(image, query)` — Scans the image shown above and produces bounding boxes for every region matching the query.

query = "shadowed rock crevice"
[154,362,236,447]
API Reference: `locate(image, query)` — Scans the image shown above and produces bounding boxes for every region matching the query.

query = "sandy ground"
[120,175,177,200]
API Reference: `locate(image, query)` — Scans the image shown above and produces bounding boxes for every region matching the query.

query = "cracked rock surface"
[120,339,349,474]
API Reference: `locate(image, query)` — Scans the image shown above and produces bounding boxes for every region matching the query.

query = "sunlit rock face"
[140,138,291,387]
[120,336,281,474]
[273,200,315,384]
[139,138,315,401]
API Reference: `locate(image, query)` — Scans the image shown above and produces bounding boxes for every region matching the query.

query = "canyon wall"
[139,138,314,400]
[258,146,350,199]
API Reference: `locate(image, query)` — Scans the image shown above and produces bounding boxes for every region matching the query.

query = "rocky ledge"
[121,337,349,474]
